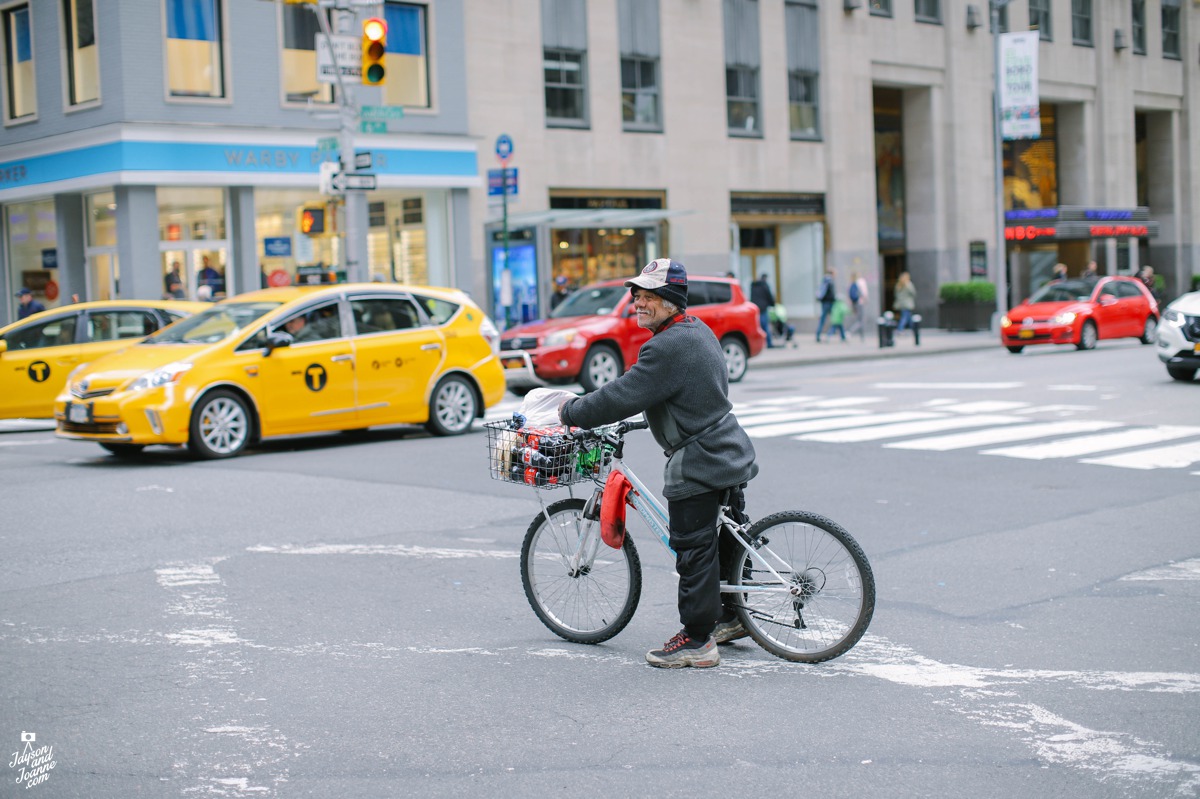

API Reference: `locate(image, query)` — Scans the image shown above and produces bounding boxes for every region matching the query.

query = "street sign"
[354,151,373,170]
[360,120,386,134]
[495,133,513,162]
[319,161,340,195]
[487,168,518,197]
[360,105,405,121]
[316,34,361,83]
[316,136,339,152]
[331,172,377,192]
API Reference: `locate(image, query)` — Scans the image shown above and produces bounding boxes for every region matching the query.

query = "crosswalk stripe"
[938,401,1031,414]
[886,420,1123,452]
[746,411,942,439]
[873,382,1024,390]
[983,426,1200,461]
[738,409,869,430]
[799,414,1023,443]
[733,396,818,409]
[1080,441,1200,471]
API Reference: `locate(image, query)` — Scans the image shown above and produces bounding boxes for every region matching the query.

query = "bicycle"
[486,417,875,663]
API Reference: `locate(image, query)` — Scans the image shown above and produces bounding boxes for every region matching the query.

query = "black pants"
[668,490,740,641]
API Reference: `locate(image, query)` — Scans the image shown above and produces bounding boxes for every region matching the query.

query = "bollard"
[877,312,896,348]
[912,313,922,346]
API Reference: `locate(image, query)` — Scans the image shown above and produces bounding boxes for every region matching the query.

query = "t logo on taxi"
[27,361,50,382]
[305,364,327,392]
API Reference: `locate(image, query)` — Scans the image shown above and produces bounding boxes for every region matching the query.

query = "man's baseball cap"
[625,259,688,309]
[15,287,32,297]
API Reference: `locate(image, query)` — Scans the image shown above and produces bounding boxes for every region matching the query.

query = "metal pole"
[991,0,1011,320]
[502,168,512,327]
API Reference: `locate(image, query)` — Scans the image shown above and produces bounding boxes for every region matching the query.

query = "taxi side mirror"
[264,331,294,355]
[0,339,6,357]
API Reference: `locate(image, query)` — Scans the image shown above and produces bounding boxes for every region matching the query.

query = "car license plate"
[1019,329,1034,339]
[503,357,524,370]
[67,402,90,424]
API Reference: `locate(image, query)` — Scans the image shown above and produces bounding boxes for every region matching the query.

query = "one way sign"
[331,172,377,192]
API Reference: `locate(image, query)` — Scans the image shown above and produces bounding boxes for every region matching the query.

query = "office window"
[63,0,98,105]
[914,0,940,24]
[164,0,225,98]
[1131,0,1145,54]
[542,0,588,126]
[383,2,429,108]
[618,0,660,131]
[1071,0,1092,46]
[1161,0,1180,59]
[2,4,35,120]
[280,5,332,105]
[869,0,891,17]
[1029,0,1052,41]
[785,0,819,140]
[724,0,760,136]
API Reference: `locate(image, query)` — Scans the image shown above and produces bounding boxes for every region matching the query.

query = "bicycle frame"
[540,450,803,598]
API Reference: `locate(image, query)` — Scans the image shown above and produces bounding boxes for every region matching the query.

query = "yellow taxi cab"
[54,284,505,459]
[0,300,206,420]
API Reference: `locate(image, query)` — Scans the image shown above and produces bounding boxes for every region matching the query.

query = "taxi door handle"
[421,343,441,351]
[331,354,354,363]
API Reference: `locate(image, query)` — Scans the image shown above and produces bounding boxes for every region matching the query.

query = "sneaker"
[645,630,720,669]
[713,618,749,644]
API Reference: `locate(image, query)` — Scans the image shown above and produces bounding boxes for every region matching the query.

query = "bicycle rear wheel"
[521,497,642,644]
[729,511,874,663]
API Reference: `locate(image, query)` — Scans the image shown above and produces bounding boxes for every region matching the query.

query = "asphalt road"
[2,338,1198,798]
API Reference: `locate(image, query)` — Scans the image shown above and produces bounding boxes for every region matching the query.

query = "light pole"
[990,0,1016,321]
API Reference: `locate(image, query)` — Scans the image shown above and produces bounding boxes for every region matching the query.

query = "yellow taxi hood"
[72,343,211,392]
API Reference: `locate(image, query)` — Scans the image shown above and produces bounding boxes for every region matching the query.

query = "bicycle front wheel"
[730,511,875,663]
[520,497,642,644]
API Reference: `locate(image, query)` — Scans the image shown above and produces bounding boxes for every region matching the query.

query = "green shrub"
[939,281,996,304]
[1191,274,1200,292]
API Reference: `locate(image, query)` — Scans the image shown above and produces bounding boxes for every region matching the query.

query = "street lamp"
[990,0,1016,322]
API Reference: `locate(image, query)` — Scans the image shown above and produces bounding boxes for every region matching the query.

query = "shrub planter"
[938,281,996,332]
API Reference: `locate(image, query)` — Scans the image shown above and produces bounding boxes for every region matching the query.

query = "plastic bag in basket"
[518,387,577,427]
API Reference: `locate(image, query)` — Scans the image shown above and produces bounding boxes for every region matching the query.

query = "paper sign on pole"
[999,31,1040,141]
[316,34,362,83]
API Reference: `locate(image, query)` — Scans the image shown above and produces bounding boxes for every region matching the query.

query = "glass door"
[160,243,229,301]
[85,248,119,301]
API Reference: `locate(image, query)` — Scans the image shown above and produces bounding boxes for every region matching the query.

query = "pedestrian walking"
[893,271,917,333]
[847,271,868,340]
[750,274,776,348]
[15,288,45,320]
[828,298,848,342]
[815,269,835,342]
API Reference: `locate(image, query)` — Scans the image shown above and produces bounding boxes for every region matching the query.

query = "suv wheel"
[1167,365,1197,382]
[721,337,749,383]
[579,345,622,393]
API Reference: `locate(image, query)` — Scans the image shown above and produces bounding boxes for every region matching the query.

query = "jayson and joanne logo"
[9,732,56,789]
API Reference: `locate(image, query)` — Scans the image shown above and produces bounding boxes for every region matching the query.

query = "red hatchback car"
[1000,276,1159,353]
[499,276,766,393]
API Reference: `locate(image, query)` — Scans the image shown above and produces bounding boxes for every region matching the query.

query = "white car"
[1155,290,1200,382]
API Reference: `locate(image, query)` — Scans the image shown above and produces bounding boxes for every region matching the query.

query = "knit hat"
[625,259,688,310]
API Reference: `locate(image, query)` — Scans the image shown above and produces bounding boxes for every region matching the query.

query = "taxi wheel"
[579,345,622,393]
[1006,346,1024,354]
[188,390,252,459]
[426,375,478,437]
[100,443,145,459]
[1075,320,1098,351]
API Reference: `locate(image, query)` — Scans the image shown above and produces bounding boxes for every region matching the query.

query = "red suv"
[499,276,766,393]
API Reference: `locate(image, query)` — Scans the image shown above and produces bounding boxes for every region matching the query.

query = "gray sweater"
[560,316,758,500]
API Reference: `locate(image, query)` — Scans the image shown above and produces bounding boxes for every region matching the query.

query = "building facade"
[463,0,1199,328]
[0,0,478,327]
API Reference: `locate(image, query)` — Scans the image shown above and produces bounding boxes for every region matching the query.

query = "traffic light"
[361,17,387,85]
[299,205,326,236]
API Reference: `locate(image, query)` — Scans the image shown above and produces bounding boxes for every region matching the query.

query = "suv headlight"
[1163,309,1185,328]
[543,328,578,348]
[126,361,193,392]
[1053,312,1076,325]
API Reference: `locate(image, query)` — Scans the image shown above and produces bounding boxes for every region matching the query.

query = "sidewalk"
[752,327,996,370]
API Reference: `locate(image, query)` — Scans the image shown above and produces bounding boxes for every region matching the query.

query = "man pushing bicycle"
[558,259,759,668]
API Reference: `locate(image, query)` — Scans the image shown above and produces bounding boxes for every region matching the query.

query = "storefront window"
[5,199,59,313]
[86,192,118,301]
[550,227,657,289]
[255,189,340,287]
[158,187,228,300]
[1003,104,1058,210]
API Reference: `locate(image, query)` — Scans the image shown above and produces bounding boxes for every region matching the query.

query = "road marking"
[1048,384,1098,391]
[248,543,520,559]
[0,419,55,432]
[1120,559,1200,581]
[800,414,1023,443]
[0,439,55,447]
[1081,440,1200,470]
[983,425,1200,460]
[873,382,1024,390]
[735,408,866,428]
[1015,404,1097,415]
[745,411,942,439]
[886,420,1123,451]
[937,400,1031,414]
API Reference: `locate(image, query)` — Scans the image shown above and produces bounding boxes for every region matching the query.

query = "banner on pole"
[999,31,1040,141]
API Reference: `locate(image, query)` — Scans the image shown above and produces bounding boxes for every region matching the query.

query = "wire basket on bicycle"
[484,417,615,489]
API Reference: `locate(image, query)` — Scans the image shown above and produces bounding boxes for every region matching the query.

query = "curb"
[749,335,997,370]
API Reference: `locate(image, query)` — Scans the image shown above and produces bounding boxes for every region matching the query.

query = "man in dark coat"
[16,288,45,320]
[750,273,775,348]
[559,259,758,669]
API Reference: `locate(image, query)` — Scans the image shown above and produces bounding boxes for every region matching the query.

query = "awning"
[484,208,692,229]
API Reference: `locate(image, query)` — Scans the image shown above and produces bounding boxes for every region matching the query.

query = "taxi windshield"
[1028,280,1093,304]
[549,286,627,318]
[144,302,281,345]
